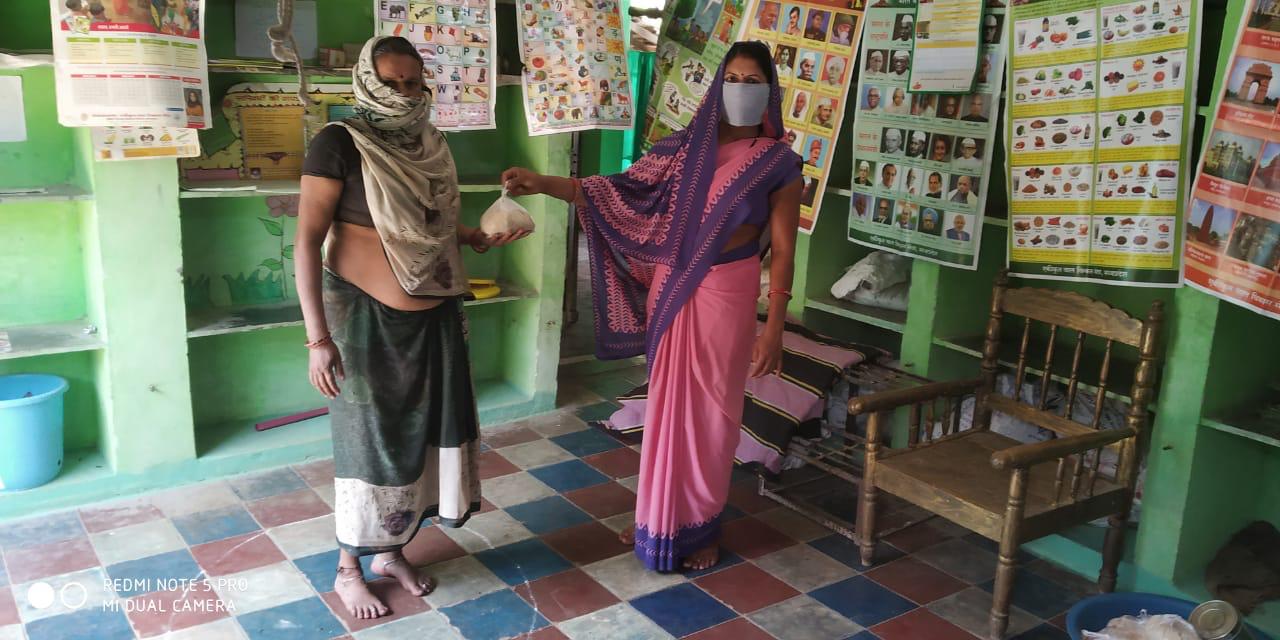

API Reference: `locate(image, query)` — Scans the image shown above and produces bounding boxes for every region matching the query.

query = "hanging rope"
[268,0,314,105]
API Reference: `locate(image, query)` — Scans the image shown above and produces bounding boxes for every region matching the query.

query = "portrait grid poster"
[847,0,1005,268]
[1183,0,1280,318]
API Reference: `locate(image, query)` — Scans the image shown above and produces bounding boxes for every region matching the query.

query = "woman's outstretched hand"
[502,167,544,197]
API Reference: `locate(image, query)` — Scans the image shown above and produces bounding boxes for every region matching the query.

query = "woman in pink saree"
[503,42,802,571]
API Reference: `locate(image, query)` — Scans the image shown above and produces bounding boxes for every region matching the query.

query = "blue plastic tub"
[1068,593,1272,639]
[0,374,69,491]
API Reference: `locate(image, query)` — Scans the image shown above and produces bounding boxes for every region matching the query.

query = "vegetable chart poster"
[515,0,635,135]
[1006,0,1200,286]
[1183,0,1280,319]
[847,0,1004,267]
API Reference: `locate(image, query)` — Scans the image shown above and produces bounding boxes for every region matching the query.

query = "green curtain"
[626,50,656,166]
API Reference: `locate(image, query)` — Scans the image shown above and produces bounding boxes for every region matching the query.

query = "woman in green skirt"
[295,36,527,619]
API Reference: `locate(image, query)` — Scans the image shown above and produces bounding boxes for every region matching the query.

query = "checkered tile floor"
[0,373,1099,640]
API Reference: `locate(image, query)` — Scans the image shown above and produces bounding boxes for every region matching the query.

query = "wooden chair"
[852,272,1164,640]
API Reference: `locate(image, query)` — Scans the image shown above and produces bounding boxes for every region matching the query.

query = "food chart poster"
[1006,0,1200,286]
[743,0,866,232]
[1183,0,1280,319]
[516,0,635,135]
[642,0,745,148]
[47,0,211,128]
[847,0,1004,267]
[375,0,498,130]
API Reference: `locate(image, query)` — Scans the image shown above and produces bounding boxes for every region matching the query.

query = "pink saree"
[633,139,775,571]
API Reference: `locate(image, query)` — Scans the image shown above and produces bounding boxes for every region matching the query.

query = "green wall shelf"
[0,0,567,520]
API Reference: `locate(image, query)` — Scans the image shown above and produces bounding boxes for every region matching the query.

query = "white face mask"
[721,82,770,126]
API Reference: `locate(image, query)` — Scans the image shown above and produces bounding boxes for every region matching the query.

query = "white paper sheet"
[0,77,27,142]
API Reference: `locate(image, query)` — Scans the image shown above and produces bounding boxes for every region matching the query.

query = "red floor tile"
[4,536,99,584]
[190,531,286,577]
[126,580,230,638]
[871,607,976,640]
[478,450,521,480]
[477,497,499,514]
[321,578,431,633]
[727,483,777,514]
[1050,613,1067,629]
[718,517,795,559]
[884,522,951,554]
[245,489,333,528]
[542,521,630,566]
[513,568,620,622]
[79,501,165,534]
[685,617,776,640]
[694,563,799,613]
[512,627,571,640]
[294,459,336,488]
[485,426,542,449]
[866,557,968,605]
[402,526,468,567]
[0,587,18,627]
[581,448,641,479]
[564,483,636,519]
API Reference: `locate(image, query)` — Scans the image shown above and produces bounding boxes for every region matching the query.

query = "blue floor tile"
[630,583,737,638]
[237,596,345,640]
[528,459,610,493]
[440,589,550,640]
[293,550,377,592]
[682,550,744,579]
[574,401,622,424]
[505,496,594,535]
[1012,623,1071,640]
[171,504,261,546]
[24,607,134,640]
[0,510,85,549]
[551,428,625,457]
[105,549,203,597]
[474,538,573,586]
[227,467,308,502]
[980,568,1080,619]
[809,575,916,628]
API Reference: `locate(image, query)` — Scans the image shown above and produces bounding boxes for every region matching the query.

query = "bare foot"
[372,552,436,597]
[334,566,389,620]
[682,542,720,571]
[619,525,635,546]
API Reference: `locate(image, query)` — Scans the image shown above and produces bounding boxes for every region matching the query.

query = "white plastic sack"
[479,190,536,236]
[831,251,912,309]
[851,280,910,311]
[1081,611,1197,640]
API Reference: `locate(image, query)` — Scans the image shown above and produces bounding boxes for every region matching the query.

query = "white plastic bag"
[831,251,912,310]
[1081,611,1198,640]
[479,190,536,236]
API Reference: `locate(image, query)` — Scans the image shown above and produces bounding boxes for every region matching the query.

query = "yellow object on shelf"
[468,279,501,300]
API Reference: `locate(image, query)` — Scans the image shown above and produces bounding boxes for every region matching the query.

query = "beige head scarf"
[334,36,465,296]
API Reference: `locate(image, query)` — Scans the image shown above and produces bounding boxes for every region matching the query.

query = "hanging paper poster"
[180,83,355,182]
[743,0,867,232]
[641,0,748,148]
[374,0,498,130]
[1183,0,1280,318]
[847,0,1003,267]
[907,0,985,93]
[47,0,211,128]
[516,0,635,135]
[1005,0,1200,286]
[91,126,200,160]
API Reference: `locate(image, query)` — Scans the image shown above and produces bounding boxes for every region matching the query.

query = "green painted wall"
[0,202,89,326]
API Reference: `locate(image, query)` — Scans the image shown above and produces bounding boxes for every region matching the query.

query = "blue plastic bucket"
[1068,593,1272,639]
[0,374,69,491]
